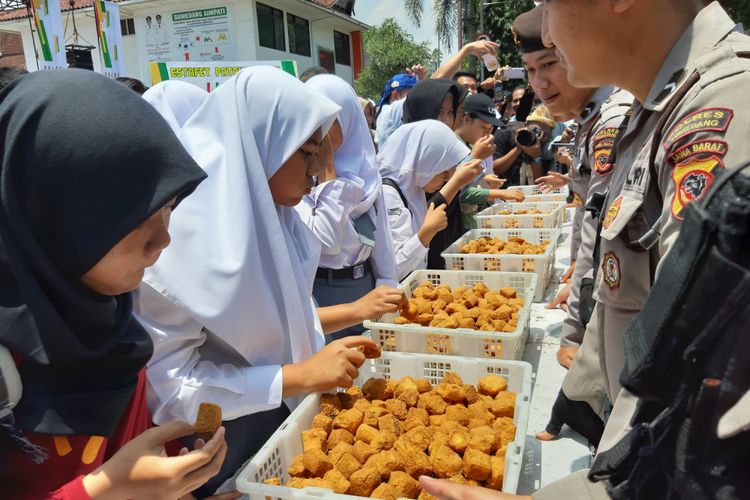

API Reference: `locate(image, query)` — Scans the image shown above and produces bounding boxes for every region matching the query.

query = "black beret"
[512,6,547,54]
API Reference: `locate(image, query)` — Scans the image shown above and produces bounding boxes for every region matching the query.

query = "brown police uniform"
[533,3,750,498]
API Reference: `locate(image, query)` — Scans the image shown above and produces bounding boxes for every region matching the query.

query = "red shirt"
[1,369,151,499]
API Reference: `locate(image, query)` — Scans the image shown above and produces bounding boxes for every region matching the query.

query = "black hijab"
[402,78,465,124]
[0,69,206,438]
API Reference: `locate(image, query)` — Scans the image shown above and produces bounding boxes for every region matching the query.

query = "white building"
[0,0,367,85]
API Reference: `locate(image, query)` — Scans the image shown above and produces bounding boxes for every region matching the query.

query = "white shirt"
[382,184,429,280]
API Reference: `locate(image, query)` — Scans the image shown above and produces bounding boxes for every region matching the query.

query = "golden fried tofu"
[362,378,391,401]
[444,405,472,426]
[448,429,469,454]
[402,302,419,320]
[312,413,333,435]
[394,316,410,325]
[333,408,364,435]
[404,426,432,451]
[430,445,464,478]
[478,374,508,397]
[351,440,378,464]
[286,477,333,489]
[403,412,429,432]
[302,448,333,477]
[320,393,342,417]
[288,454,308,477]
[442,372,464,385]
[431,299,448,313]
[467,426,499,454]
[416,313,434,326]
[355,398,371,414]
[419,394,447,415]
[458,318,476,329]
[370,483,400,500]
[437,291,454,303]
[322,468,351,494]
[464,384,480,404]
[327,428,355,449]
[499,287,517,299]
[395,376,418,395]
[429,414,447,427]
[348,466,382,497]
[364,406,389,427]
[394,439,433,478]
[388,470,421,499]
[493,391,516,418]
[472,283,489,297]
[418,489,440,500]
[462,294,479,309]
[463,448,492,481]
[263,477,281,486]
[436,383,467,403]
[493,417,516,447]
[355,423,379,444]
[338,392,359,410]
[365,449,406,480]
[329,442,353,464]
[302,428,328,452]
[397,388,420,407]
[427,430,450,454]
[385,399,408,420]
[372,430,398,451]
[378,413,403,436]
[484,455,505,490]
[415,298,432,315]
[463,307,481,320]
[445,302,466,315]
[334,451,361,479]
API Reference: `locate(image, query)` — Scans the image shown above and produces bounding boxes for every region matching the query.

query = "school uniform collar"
[645,1,736,111]
[577,86,615,125]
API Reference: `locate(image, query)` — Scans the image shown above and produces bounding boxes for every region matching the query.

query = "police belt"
[316,260,372,280]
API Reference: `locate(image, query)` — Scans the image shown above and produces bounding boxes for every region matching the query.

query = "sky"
[352,0,444,54]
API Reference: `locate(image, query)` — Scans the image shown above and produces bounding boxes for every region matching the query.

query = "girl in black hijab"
[402,79,483,269]
[0,70,226,499]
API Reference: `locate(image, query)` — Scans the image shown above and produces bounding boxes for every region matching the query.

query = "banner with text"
[31,0,67,69]
[150,60,299,92]
[94,1,125,77]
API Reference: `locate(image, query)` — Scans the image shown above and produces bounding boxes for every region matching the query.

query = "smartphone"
[505,67,525,79]
[549,141,576,149]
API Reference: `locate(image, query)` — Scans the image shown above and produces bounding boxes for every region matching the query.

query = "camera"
[515,125,543,147]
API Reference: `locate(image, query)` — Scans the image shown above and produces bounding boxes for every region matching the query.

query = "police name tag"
[353,264,365,280]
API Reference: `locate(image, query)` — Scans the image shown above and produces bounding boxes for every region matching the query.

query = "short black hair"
[512,85,526,94]
[453,71,478,83]
[299,66,329,82]
[116,76,149,95]
[0,66,28,91]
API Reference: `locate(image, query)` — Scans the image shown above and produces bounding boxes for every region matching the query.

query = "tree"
[354,18,432,101]
[721,0,750,27]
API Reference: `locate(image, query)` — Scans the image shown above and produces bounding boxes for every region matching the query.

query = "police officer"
[418,1,750,498]
[510,6,634,444]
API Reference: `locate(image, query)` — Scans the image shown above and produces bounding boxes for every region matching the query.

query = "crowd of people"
[0,0,748,499]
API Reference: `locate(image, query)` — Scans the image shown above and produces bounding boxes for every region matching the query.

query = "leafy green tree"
[721,0,750,27]
[354,18,432,101]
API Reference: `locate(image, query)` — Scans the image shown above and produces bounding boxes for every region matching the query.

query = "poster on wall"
[30,0,67,69]
[150,60,299,92]
[94,1,125,77]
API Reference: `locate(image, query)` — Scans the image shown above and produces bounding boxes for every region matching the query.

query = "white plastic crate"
[523,193,569,203]
[476,201,566,229]
[441,228,560,302]
[514,184,568,197]
[364,270,538,360]
[236,353,533,498]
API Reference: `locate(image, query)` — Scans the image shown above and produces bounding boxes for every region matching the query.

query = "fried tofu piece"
[365,449,407,480]
[358,344,382,359]
[371,483,400,500]
[492,391,516,418]
[329,442,354,464]
[320,393,342,417]
[462,294,479,309]
[364,406,389,427]
[327,428,355,449]
[312,413,333,435]
[442,372,464,385]
[363,378,391,401]
[478,374,508,397]
[445,302,466,315]
[356,423,380,444]
[302,428,328,452]
[463,307,480,320]
[389,470,421,499]
[378,413,403,436]
[448,429,470,454]
[485,456,505,490]
[194,402,222,440]
[334,451,361,479]
[302,448,333,477]
[493,417,517,448]
[429,414,447,427]
[288,454,308,477]
[416,312,434,326]
[348,466,382,497]
[463,448,492,481]
[464,384,480,404]
[419,394,447,415]
[494,304,513,322]
[436,383,467,403]
[286,477,333,489]
[351,440,378,464]
[415,298,433,315]
[394,316,410,325]
[372,430,398,451]
[468,426,501,454]
[404,426,432,451]
[418,489,440,500]
[263,477,281,486]
[394,439,433,478]
[339,391,362,410]
[385,399,408,420]
[430,445,464,478]
[333,408,364,435]
[499,287,517,299]
[356,398,373,413]
[398,387,420,407]
[458,318,476,329]
[405,407,429,426]
[427,430,450,455]
[445,405,472,426]
[322,468,351,494]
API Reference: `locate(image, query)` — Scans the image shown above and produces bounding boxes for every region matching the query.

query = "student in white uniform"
[378,120,474,280]
[134,67,381,498]
[142,80,208,135]
[299,74,403,341]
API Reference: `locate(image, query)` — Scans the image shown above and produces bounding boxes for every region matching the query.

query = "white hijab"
[142,80,208,135]
[305,74,380,219]
[375,98,405,147]
[143,66,340,369]
[377,120,470,227]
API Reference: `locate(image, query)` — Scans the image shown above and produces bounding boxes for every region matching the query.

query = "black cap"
[462,93,501,127]
[512,6,547,54]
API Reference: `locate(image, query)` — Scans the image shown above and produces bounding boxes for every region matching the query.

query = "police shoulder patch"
[664,108,733,150]
[387,207,402,216]
[668,139,728,165]
[602,196,622,230]
[602,251,621,290]
[593,137,616,175]
[670,154,724,220]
